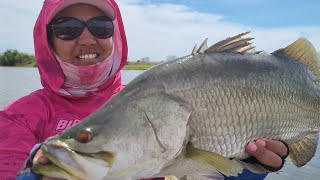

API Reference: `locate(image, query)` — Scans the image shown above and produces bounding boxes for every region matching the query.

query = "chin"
[76,59,102,66]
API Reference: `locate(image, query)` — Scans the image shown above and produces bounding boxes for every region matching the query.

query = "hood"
[33,0,128,98]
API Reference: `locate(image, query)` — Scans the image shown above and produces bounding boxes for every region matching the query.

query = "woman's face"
[51,4,113,66]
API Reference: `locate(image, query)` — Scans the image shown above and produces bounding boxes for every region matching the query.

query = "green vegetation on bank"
[0,49,161,70]
[0,50,36,67]
[123,61,159,70]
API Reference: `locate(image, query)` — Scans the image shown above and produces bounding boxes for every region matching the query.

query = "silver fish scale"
[187,83,315,158]
[144,53,320,159]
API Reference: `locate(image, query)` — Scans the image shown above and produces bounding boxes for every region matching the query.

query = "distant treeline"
[0,50,36,67]
[124,61,159,70]
[1,49,319,68]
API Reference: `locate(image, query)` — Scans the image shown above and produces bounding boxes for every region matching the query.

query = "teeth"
[78,54,98,60]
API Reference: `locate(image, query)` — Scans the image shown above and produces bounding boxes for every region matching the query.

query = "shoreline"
[0,63,160,70]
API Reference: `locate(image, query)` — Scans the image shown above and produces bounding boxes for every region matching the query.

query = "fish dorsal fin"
[288,132,319,167]
[186,143,243,177]
[273,38,320,80]
[204,31,254,54]
[191,44,198,55]
[197,38,208,54]
[191,32,259,55]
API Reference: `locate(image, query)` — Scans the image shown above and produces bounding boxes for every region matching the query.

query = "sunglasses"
[48,16,114,40]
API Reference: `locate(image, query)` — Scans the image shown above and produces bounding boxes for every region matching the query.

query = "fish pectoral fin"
[185,143,243,177]
[288,132,319,167]
[272,38,320,81]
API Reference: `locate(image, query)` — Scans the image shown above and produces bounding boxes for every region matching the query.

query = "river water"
[0,66,319,179]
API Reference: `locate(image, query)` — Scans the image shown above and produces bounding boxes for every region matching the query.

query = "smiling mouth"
[77,53,99,60]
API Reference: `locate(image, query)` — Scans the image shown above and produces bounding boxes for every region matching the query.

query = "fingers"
[32,149,43,164]
[33,149,51,165]
[33,150,60,180]
[263,139,289,157]
[245,139,284,168]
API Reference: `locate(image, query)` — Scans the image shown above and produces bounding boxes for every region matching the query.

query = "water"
[0,67,319,179]
[0,67,143,109]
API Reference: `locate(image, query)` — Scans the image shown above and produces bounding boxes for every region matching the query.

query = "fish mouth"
[32,140,113,180]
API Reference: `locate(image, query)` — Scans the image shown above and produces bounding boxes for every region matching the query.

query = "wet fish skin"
[33,33,320,180]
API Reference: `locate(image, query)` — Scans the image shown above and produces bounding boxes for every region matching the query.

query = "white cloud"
[0,0,43,54]
[118,0,320,61]
[0,0,319,61]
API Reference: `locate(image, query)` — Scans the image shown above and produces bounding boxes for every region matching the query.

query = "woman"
[0,0,288,179]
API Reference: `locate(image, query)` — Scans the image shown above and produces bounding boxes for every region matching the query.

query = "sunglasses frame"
[47,16,114,40]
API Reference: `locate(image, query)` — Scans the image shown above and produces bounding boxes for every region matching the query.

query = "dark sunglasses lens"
[52,18,83,40]
[88,17,114,39]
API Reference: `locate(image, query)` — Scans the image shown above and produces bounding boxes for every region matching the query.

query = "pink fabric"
[0,0,128,179]
[55,46,115,96]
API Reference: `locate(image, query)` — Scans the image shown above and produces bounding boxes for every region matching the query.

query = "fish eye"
[76,128,93,143]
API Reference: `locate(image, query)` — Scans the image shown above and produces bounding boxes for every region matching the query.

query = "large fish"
[33,32,320,180]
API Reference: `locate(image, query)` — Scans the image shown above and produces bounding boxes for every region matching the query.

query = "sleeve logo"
[55,119,81,131]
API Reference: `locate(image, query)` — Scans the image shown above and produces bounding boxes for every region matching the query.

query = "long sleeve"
[0,111,39,180]
[0,91,49,180]
[224,169,268,180]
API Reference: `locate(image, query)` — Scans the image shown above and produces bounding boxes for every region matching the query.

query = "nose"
[77,27,96,45]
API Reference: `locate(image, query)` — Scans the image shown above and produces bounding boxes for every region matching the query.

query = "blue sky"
[149,0,319,27]
[0,0,319,61]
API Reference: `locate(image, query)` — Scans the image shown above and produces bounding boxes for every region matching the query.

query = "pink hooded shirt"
[0,0,127,178]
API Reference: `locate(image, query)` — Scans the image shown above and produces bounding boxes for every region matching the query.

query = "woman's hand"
[33,149,50,165]
[33,150,62,180]
[245,139,289,169]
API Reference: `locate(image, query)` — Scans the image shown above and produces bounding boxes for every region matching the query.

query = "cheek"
[52,38,74,63]
[99,38,114,57]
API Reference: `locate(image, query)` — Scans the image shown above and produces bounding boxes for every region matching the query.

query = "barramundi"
[33,32,320,180]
